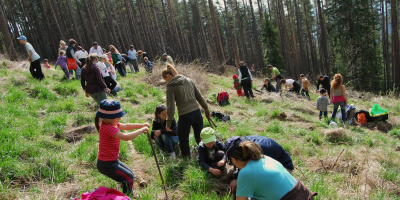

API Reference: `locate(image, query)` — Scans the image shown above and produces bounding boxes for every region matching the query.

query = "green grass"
[1,63,400,199]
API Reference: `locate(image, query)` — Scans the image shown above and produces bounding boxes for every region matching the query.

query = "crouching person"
[198,127,226,176]
[225,139,317,200]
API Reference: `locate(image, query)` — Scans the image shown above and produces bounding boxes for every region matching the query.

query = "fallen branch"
[331,149,345,170]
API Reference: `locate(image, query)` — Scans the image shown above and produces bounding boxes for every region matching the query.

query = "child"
[54,50,70,80]
[260,78,276,93]
[151,104,179,159]
[317,88,330,119]
[300,74,311,99]
[143,57,153,73]
[232,74,244,96]
[44,59,51,69]
[197,127,226,176]
[280,78,301,94]
[98,55,118,95]
[95,100,150,196]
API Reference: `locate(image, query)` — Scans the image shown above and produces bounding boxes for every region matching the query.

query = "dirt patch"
[64,125,96,143]
[322,128,344,140]
[262,98,274,104]
[360,120,394,133]
[293,107,316,115]
[275,112,287,120]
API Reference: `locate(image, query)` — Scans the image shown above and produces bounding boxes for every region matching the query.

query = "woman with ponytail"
[225,139,316,200]
[330,74,347,122]
[162,64,211,158]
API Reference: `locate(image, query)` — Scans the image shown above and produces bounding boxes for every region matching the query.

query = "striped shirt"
[98,121,120,161]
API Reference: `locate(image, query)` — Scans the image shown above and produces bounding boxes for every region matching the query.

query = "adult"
[110,46,126,77]
[238,62,255,99]
[89,42,103,55]
[127,45,139,73]
[17,36,45,80]
[66,39,82,79]
[75,46,88,69]
[317,75,331,98]
[268,64,284,92]
[137,50,151,62]
[281,78,301,94]
[224,135,294,194]
[330,74,347,122]
[224,140,316,200]
[163,53,174,66]
[162,65,210,158]
[81,54,110,105]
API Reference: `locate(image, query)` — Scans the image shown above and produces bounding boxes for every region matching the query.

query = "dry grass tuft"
[144,63,209,94]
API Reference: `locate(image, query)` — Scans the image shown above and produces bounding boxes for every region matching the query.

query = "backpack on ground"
[217,91,230,107]
[354,110,371,124]
[369,104,388,121]
[211,111,230,122]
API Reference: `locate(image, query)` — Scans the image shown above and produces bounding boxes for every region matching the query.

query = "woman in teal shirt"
[226,140,316,200]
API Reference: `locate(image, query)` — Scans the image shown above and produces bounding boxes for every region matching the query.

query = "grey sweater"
[317,96,330,112]
[166,75,210,127]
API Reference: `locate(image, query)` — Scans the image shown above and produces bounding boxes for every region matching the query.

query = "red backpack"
[217,91,230,106]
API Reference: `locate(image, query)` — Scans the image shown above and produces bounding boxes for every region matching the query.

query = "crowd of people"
[18,35,354,199]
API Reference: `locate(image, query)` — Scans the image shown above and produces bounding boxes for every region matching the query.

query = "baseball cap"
[17,36,27,41]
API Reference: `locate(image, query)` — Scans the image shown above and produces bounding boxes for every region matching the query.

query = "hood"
[232,74,238,80]
[84,63,98,74]
[168,75,186,86]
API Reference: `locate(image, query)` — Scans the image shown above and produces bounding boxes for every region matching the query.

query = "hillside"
[0,59,399,200]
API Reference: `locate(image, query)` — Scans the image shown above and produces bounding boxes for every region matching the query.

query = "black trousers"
[97,159,134,195]
[103,76,117,91]
[30,59,45,80]
[289,82,301,94]
[241,79,254,98]
[78,58,86,69]
[115,62,126,77]
[178,109,203,158]
[301,89,310,99]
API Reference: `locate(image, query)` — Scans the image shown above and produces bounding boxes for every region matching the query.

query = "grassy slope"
[0,60,399,200]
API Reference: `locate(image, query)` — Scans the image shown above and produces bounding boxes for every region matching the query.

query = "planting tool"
[207,116,217,129]
[146,132,168,199]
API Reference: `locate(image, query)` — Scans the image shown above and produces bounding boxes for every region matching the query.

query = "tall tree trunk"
[392,0,400,90]
[234,0,248,64]
[242,0,256,66]
[294,0,308,76]
[66,0,82,44]
[286,0,300,77]
[224,0,239,65]
[47,0,64,39]
[316,0,330,75]
[151,0,166,53]
[249,0,264,71]
[208,0,226,63]
[303,0,319,78]
[82,0,99,42]
[183,0,196,59]
[195,0,213,63]
[0,2,18,60]
[166,0,184,57]
[257,0,264,24]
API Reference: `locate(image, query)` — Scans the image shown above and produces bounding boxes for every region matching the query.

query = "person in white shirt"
[17,35,45,80]
[98,55,117,95]
[75,46,88,69]
[280,78,301,94]
[127,45,139,73]
[89,42,103,55]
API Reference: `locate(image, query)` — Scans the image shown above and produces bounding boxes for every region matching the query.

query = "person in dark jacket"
[66,39,82,79]
[260,78,276,93]
[197,128,226,176]
[151,104,179,159]
[224,138,316,200]
[81,54,110,105]
[162,64,211,158]
[317,75,331,98]
[238,62,255,99]
[224,135,294,195]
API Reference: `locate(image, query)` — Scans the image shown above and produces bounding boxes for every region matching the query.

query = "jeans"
[112,86,121,93]
[319,111,328,119]
[97,159,134,195]
[128,59,139,73]
[90,91,107,105]
[178,109,203,158]
[154,134,179,153]
[30,59,45,80]
[68,65,81,79]
[115,63,126,77]
[241,79,254,98]
[331,101,347,122]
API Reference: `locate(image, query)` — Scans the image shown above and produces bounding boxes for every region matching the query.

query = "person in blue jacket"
[224,135,294,195]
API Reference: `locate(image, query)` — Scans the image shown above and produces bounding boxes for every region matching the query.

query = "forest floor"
[0,58,400,200]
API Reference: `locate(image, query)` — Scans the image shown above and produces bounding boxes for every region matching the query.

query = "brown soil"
[64,125,96,143]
